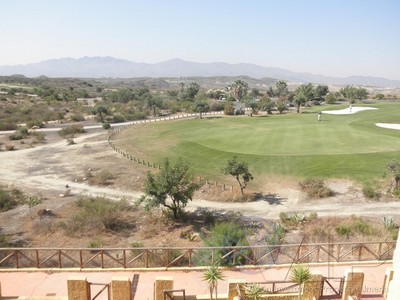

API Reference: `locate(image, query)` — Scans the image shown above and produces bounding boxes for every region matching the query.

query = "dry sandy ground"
[0,124,400,225]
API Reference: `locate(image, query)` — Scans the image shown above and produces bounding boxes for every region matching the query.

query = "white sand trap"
[322,106,378,115]
[376,123,400,130]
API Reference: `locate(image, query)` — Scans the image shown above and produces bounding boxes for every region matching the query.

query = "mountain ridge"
[0,56,399,88]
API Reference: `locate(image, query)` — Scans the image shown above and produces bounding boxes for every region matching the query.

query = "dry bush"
[299,178,334,198]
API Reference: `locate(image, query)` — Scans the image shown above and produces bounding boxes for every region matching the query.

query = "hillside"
[1,57,399,87]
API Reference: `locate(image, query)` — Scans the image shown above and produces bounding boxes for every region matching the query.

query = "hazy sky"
[1,0,399,80]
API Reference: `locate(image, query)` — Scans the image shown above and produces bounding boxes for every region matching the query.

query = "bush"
[58,124,85,138]
[63,197,133,235]
[0,186,25,212]
[224,102,235,115]
[26,120,44,129]
[352,218,376,236]
[335,225,352,238]
[31,131,46,143]
[299,178,334,198]
[202,221,249,265]
[102,122,111,130]
[112,114,125,123]
[9,127,29,140]
[362,185,380,199]
[70,113,85,122]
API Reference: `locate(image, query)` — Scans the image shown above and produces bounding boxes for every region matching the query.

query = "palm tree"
[294,83,314,113]
[275,80,289,97]
[290,264,311,300]
[230,80,249,102]
[203,265,224,300]
[244,283,267,300]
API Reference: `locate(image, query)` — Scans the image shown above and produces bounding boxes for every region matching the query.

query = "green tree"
[275,80,289,97]
[314,85,329,100]
[250,87,260,100]
[325,93,336,104]
[183,82,200,100]
[340,85,368,102]
[387,160,400,193]
[147,97,162,117]
[294,83,314,113]
[138,158,200,220]
[92,105,108,123]
[203,265,224,300]
[257,96,274,113]
[290,264,311,300]
[230,80,249,102]
[193,100,210,119]
[223,156,254,196]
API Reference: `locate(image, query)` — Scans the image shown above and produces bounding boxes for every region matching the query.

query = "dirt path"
[1,127,400,221]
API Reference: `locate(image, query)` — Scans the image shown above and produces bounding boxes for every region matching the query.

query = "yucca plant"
[290,264,311,300]
[202,265,224,300]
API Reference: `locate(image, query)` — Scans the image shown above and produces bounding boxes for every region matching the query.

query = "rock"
[59,193,65,198]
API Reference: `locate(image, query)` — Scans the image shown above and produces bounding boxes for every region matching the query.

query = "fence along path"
[0,241,395,270]
[107,111,236,192]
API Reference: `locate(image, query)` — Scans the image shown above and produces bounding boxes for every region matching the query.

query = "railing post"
[80,250,83,268]
[36,249,39,268]
[58,250,62,268]
[123,250,126,268]
[15,250,19,268]
[358,245,362,261]
[101,250,104,268]
[145,250,149,268]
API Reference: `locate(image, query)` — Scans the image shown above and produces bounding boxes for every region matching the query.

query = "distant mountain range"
[0,56,399,88]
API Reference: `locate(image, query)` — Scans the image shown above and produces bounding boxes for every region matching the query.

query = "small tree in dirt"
[290,264,311,300]
[92,105,108,123]
[202,265,224,300]
[387,160,400,193]
[138,158,200,220]
[223,156,254,196]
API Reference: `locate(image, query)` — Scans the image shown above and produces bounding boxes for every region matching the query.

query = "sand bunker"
[322,106,378,115]
[376,123,400,130]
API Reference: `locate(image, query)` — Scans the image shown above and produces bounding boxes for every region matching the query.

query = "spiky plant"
[290,264,311,300]
[202,265,224,300]
[244,283,267,300]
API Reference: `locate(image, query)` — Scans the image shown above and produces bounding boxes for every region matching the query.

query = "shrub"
[63,197,133,235]
[31,131,46,143]
[26,120,45,129]
[102,122,111,130]
[335,225,352,238]
[9,127,29,140]
[362,185,380,199]
[299,178,334,198]
[0,186,25,212]
[224,102,235,115]
[70,113,85,122]
[112,114,125,123]
[58,124,85,138]
[202,221,249,265]
[351,218,376,236]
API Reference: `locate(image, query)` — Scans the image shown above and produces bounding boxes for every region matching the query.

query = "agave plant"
[244,283,267,300]
[382,216,397,230]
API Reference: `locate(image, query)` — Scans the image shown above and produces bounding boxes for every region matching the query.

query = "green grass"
[115,102,400,185]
